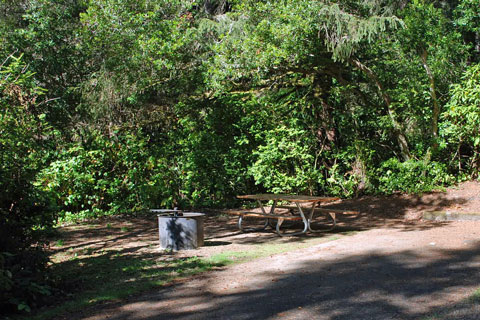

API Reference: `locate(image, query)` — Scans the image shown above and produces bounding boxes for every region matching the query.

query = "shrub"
[0,55,54,313]
[441,63,480,173]
[249,126,323,194]
[36,131,175,221]
[375,158,454,194]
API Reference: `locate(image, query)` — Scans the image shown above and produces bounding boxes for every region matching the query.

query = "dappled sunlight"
[41,189,480,319]
[69,237,480,320]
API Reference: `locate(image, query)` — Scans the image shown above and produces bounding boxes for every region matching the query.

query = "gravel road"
[68,221,480,320]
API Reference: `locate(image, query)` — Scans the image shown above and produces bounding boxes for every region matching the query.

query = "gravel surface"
[52,181,480,320]
[67,221,480,320]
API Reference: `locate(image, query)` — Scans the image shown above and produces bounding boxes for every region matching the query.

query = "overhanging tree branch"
[349,57,411,160]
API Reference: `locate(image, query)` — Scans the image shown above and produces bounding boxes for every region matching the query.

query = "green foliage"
[318,2,403,61]
[0,0,89,130]
[209,0,401,90]
[398,1,467,94]
[324,158,362,198]
[78,0,206,129]
[36,92,263,218]
[0,250,51,314]
[37,131,175,221]
[376,158,454,194]
[173,97,259,207]
[441,64,480,173]
[250,126,323,194]
[1,0,480,314]
[455,0,480,34]
[0,55,54,313]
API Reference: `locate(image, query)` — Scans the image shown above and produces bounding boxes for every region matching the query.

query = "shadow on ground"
[207,189,461,244]
[42,191,476,320]
[52,190,466,250]
[50,219,158,253]
[70,241,480,320]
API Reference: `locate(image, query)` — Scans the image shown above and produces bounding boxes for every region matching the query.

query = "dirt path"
[49,181,480,320]
[64,220,480,320]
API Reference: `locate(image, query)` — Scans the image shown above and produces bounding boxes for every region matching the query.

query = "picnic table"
[230,194,357,236]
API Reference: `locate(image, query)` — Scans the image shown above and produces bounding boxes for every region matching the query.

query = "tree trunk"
[420,48,440,141]
[313,73,336,148]
[350,58,411,161]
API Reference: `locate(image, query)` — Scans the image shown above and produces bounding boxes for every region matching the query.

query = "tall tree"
[399,0,467,146]
[209,0,410,160]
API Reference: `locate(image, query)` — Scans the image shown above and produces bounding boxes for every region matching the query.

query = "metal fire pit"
[151,209,205,250]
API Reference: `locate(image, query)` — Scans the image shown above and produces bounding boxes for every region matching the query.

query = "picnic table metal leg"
[275,202,308,236]
[275,217,308,236]
[307,201,336,232]
[237,199,272,232]
[258,200,277,228]
[258,200,267,215]
[238,200,283,233]
[238,214,269,232]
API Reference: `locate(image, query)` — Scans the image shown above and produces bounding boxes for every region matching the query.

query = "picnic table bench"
[230,194,358,236]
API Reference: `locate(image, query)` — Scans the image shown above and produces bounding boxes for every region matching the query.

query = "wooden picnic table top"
[237,194,340,203]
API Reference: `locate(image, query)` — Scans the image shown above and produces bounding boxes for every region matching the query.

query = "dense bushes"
[441,64,480,174]
[375,158,454,194]
[0,56,54,313]
[37,132,164,221]
[37,96,261,215]
[250,126,323,194]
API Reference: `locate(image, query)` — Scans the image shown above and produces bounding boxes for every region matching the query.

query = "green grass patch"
[468,288,480,303]
[208,235,341,265]
[25,252,225,320]
[420,287,480,320]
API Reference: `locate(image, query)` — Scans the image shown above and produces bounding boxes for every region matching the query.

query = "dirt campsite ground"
[47,181,480,320]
